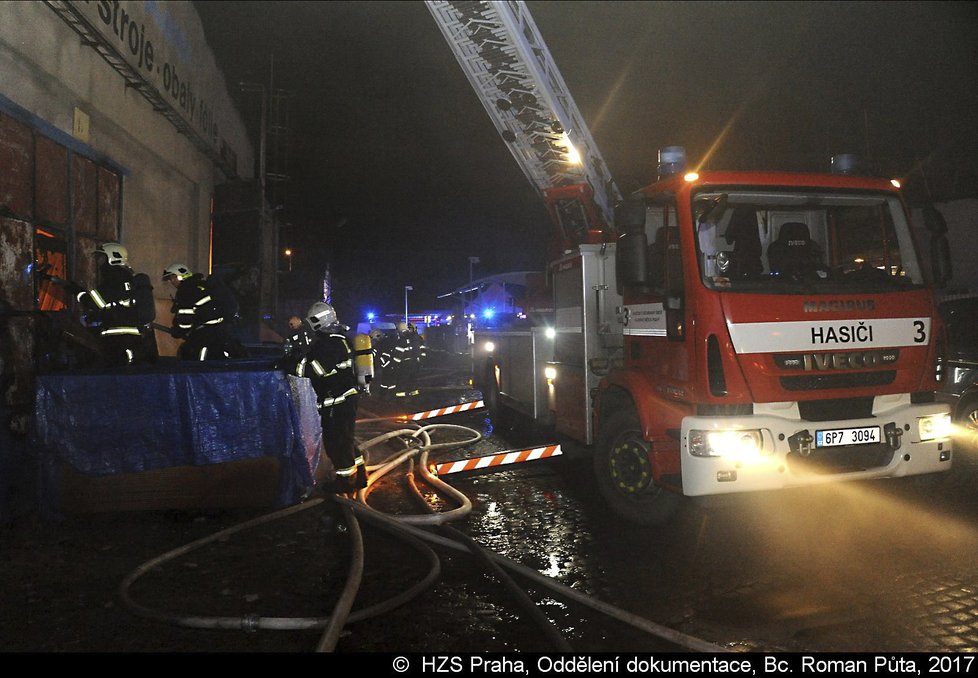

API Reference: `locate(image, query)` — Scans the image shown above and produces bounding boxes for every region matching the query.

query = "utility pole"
[240,79,274,329]
[242,54,289,331]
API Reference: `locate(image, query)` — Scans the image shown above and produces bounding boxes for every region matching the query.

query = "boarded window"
[0,114,33,219]
[0,114,124,310]
[0,217,35,311]
[97,166,120,241]
[35,136,69,226]
[72,155,97,235]
[74,234,100,291]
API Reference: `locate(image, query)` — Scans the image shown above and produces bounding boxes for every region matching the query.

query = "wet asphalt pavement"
[2,353,976,654]
[351,356,978,653]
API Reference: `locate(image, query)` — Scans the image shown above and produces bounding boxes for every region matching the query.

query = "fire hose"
[119,419,726,653]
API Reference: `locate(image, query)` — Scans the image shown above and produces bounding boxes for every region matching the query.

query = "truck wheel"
[594,408,681,526]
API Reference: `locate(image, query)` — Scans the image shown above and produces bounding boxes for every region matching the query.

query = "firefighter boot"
[355,464,368,490]
[327,473,359,496]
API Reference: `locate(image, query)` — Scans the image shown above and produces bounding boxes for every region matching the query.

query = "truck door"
[621,197,687,381]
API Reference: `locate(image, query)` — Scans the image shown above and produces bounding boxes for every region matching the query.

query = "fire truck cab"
[594,150,953,523]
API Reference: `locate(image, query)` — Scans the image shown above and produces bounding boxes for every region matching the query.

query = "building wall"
[0,1,253,325]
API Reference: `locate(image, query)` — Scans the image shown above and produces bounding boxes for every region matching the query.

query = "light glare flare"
[562,134,582,165]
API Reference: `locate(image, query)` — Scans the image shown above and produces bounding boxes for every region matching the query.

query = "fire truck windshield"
[691,189,925,293]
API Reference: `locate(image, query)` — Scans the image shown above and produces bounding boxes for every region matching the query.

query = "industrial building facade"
[0,0,253,405]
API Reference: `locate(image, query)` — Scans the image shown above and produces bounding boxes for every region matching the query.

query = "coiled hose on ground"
[119,414,725,653]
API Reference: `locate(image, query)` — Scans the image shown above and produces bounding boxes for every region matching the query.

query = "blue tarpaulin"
[32,367,322,510]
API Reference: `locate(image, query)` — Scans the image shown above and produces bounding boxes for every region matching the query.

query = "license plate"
[816,426,881,447]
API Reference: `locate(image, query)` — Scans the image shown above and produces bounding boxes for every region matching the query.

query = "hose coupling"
[241,614,261,633]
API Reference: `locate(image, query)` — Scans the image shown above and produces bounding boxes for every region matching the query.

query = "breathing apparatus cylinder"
[353,333,374,390]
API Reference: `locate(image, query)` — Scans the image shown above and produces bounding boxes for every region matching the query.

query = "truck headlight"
[689,429,766,460]
[918,413,951,441]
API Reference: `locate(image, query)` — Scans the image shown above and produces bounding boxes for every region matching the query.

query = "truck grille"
[787,443,894,475]
[780,370,895,391]
[798,396,874,421]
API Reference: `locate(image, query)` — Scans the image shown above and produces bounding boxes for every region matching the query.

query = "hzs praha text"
[415,654,975,675]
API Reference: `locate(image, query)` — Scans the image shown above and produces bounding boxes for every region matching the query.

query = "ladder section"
[425,0,620,226]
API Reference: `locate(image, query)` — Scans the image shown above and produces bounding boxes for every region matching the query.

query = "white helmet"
[369,328,385,343]
[96,242,128,267]
[163,263,192,281]
[306,302,337,332]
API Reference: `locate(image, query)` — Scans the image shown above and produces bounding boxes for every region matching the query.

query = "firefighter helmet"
[306,302,337,332]
[96,242,129,267]
[369,328,385,343]
[163,263,192,281]
[396,321,408,333]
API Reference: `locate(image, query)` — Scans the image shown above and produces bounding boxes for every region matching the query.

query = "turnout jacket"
[170,274,224,339]
[76,263,140,337]
[382,330,424,368]
[297,330,359,408]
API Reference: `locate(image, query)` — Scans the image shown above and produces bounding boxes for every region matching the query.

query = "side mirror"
[924,205,952,288]
[931,234,952,289]
[614,199,647,292]
[923,205,947,234]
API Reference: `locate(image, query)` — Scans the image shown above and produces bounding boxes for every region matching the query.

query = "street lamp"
[468,256,480,283]
[404,285,413,324]
[283,248,293,273]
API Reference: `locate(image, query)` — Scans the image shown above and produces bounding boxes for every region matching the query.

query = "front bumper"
[679,396,952,496]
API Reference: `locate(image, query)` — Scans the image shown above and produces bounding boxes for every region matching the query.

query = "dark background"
[194,1,978,321]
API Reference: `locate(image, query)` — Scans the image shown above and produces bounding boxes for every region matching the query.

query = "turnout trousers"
[319,394,365,488]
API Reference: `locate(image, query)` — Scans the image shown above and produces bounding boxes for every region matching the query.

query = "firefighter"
[162,263,235,361]
[297,302,367,493]
[370,329,389,384]
[401,322,426,396]
[383,320,423,398]
[375,326,396,400]
[75,242,148,367]
[407,322,428,363]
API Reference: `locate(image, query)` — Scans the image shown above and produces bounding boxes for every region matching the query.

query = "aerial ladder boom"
[425,0,623,249]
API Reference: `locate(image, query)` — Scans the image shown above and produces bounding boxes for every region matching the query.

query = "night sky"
[193,0,978,322]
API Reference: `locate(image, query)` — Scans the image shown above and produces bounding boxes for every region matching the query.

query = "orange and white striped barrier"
[432,444,562,476]
[400,400,485,422]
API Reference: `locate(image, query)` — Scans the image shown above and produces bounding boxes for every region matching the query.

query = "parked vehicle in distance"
[939,297,978,447]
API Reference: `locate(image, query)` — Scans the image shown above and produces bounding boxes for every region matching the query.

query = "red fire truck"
[427,1,954,524]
